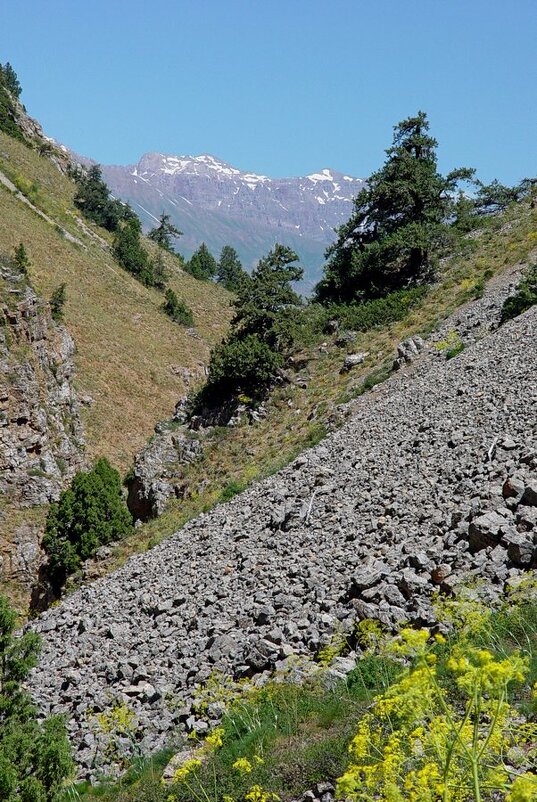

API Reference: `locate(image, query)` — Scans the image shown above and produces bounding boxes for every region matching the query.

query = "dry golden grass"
[0,132,232,470]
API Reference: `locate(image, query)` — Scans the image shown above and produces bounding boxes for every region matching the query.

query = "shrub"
[326,286,427,333]
[13,242,30,276]
[501,264,537,323]
[186,243,217,281]
[204,335,283,401]
[50,283,67,322]
[113,219,155,286]
[0,595,73,801]
[162,288,193,326]
[43,457,132,588]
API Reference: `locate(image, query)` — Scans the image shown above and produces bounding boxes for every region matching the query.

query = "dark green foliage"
[186,243,217,281]
[0,63,21,98]
[216,245,247,292]
[161,288,193,326]
[326,286,427,333]
[501,264,537,323]
[232,243,303,349]
[43,457,132,588]
[13,242,30,276]
[474,179,524,216]
[206,334,283,399]
[0,62,24,141]
[74,165,133,232]
[113,219,155,286]
[0,595,73,801]
[148,213,182,251]
[316,112,474,304]
[50,283,66,322]
[198,244,303,406]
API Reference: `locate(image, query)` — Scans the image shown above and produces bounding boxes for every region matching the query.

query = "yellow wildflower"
[232,757,253,774]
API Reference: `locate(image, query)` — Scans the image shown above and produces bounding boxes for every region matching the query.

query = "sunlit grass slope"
[0,132,232,470]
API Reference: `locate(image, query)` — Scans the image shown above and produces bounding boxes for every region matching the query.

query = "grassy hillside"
[0,132,232,470]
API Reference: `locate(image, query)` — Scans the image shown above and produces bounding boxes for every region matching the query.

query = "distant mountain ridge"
[101,153,365,290]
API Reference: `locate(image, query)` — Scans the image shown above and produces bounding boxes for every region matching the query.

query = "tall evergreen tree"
[113,218,154,286]
[0,62,21,98]
[216,245,247,291]
[232,243,303,349]
[187,243,217,280]
[315,112,474,303]
[148,213,183,251]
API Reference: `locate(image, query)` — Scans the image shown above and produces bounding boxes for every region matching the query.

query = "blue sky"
[1,0,536,183]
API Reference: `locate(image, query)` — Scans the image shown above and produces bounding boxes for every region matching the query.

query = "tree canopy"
[216,245,247,292]
[315,112,474,304]
[74,165,134,232]
[187,243,217,281]
[148,213,183,251]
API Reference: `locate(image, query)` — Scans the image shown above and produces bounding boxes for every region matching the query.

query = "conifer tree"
[216,245,247,291]
[187,243,217,280]
[43,457,132,589]
[315,112,474,303]
[148,213,182,251]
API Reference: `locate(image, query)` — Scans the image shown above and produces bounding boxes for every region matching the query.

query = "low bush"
[0,595,73,801]
[325,286,427,333]
[162,288,193,326]
[43,457,132,589]
[501,263,537,323]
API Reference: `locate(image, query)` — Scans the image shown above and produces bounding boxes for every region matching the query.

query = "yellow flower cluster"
[244,785,280,802]
[172,758,202,783]
[336,626,533,802]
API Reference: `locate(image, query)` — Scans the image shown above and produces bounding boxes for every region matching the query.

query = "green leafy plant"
[0,595,73,801]
[162,288,194,326]
[501,264,537,323]
[43,457,132,589]
[50,283,67,322]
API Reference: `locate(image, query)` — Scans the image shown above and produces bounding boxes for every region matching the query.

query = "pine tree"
[0,62,21,98]
[315,112,474,303]
[148,213,182,251]
[113,218,154,285]
[216,245,247,291]
[187,243,217,280]
[232,243,303,349]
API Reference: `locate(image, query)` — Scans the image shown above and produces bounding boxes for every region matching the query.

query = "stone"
[467,511,506,552]
[341,352,369,372]
[521,481,537,507]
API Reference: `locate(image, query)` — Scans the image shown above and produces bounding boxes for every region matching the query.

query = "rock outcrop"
[0,260,84,590]
[27,299,537,773]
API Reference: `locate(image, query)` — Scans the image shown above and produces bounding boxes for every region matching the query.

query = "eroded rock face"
[0,263,85,589]
[27,303,537,773]
[127,426,204,520]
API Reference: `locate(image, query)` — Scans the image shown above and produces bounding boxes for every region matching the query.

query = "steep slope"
[29,301,537,769]
[102,154,365,290]
[0,259,84,601]
[0,132,232,471]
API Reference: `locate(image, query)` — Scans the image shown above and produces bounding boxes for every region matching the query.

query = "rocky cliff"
[28,294,536,773]
[0,258,84,595]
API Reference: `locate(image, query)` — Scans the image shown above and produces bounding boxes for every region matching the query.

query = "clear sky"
[1,0,536,183]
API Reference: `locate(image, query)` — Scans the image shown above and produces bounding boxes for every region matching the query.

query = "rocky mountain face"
[101,154,365,291]
[28,281,537,775]
[0,260,85,594]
